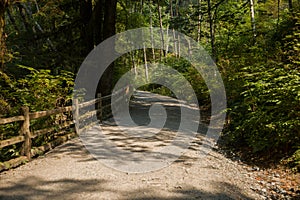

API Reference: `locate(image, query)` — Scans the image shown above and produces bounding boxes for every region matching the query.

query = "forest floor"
[0,91,299,200]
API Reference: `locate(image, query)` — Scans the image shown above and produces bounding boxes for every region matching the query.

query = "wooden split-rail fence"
[0,87,130,172]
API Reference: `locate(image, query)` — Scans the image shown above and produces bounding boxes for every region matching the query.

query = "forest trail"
[0,91,264,200]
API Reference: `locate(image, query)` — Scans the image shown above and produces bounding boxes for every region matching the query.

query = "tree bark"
[157,0,166,59]
[277,0,280,29]
[150,0,155,60]
[197,0,202,43]
[93,0,104,45]
[80,0,93,55]
[143,44,149,81]
[130,51,137,76]
[288,0,293,11]
[249,0,256,41]
[0,0,8,70]
[207,0,216,60]
[177,33,181,57]
[103,0,117,40]
[98,0,117,96]
[165,27,169,53]
[173,29,178,56]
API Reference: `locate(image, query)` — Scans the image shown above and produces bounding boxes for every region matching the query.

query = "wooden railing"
[0,86,131,172]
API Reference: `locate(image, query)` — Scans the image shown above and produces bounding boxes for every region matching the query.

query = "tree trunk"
[165,26,170,53]
[277,0,280,28]
[140,0,144,13]
[143,44,149,81]
[98,0,117,96]
[175,0,179,16]
[197,0,202,43]
[157,0,166,59]
[177,33,181,57]
[103,0,117,40]
[0,0,8,70]
[80,0,93,55]
[170,0,173,17]
[288,0,293,11]
[187,39,192,60]
[21,3,56,51]
[173,29,178,56]
[207,0,216,60]
[6,7,19,33]
[130,51,137,76]
[249,0,256,41]
[17,4,29,32]
[150,0,155,60]
[93,0,104,45]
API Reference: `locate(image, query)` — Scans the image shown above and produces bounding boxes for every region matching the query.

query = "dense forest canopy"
[0,0,299,170]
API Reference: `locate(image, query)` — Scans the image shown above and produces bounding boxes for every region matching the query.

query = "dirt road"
[0,91,264,200]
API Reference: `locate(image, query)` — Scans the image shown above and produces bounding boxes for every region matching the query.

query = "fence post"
[97,93,102,122]
[21,106,31,160]
[74,98,79,134]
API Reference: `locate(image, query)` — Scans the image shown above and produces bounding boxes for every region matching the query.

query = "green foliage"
[0,71,13,116]
[285,149,300,172]
[1,0,299,169]
[151,85,174,97]
[222,9,300,169]
[162,56,209,103]
[1,66,73,115]
[114,1,300,170]
[0,66,73,162]
[5,0,83,73]
[14,65,73,112]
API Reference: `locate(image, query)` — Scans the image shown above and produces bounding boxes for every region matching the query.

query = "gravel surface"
[0,91,266,200]
[0,137,266,200]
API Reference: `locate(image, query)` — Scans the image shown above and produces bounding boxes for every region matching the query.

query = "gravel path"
[0,91,265,200]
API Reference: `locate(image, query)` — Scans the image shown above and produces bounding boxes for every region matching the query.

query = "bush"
[221,11,300,170]
[0,66,74,162]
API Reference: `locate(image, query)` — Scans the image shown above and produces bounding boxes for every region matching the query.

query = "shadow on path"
[0,176,255,200]
[0,176,108,200]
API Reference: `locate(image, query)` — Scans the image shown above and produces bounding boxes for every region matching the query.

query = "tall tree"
[197,0,202,43]
[80,0,93,56]
[79,0,117,96]
[249,0,256,41]
[93,0,104,45]
[207,0,216,60]
[103,0,117,40]
[98,0,117,96]
[288,0,293,11]
[0,0,8,70]
[157,0,166,59]
[149,1,155,60]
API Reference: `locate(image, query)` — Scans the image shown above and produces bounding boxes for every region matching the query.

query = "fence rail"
[0,86,131,172]
[0,116,25,125]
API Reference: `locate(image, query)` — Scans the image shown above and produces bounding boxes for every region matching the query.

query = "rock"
[258,180,267,185]
[279,189,287,194]
[252,166,260,171]
[174,185,182,189]
[271,182,276,186]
